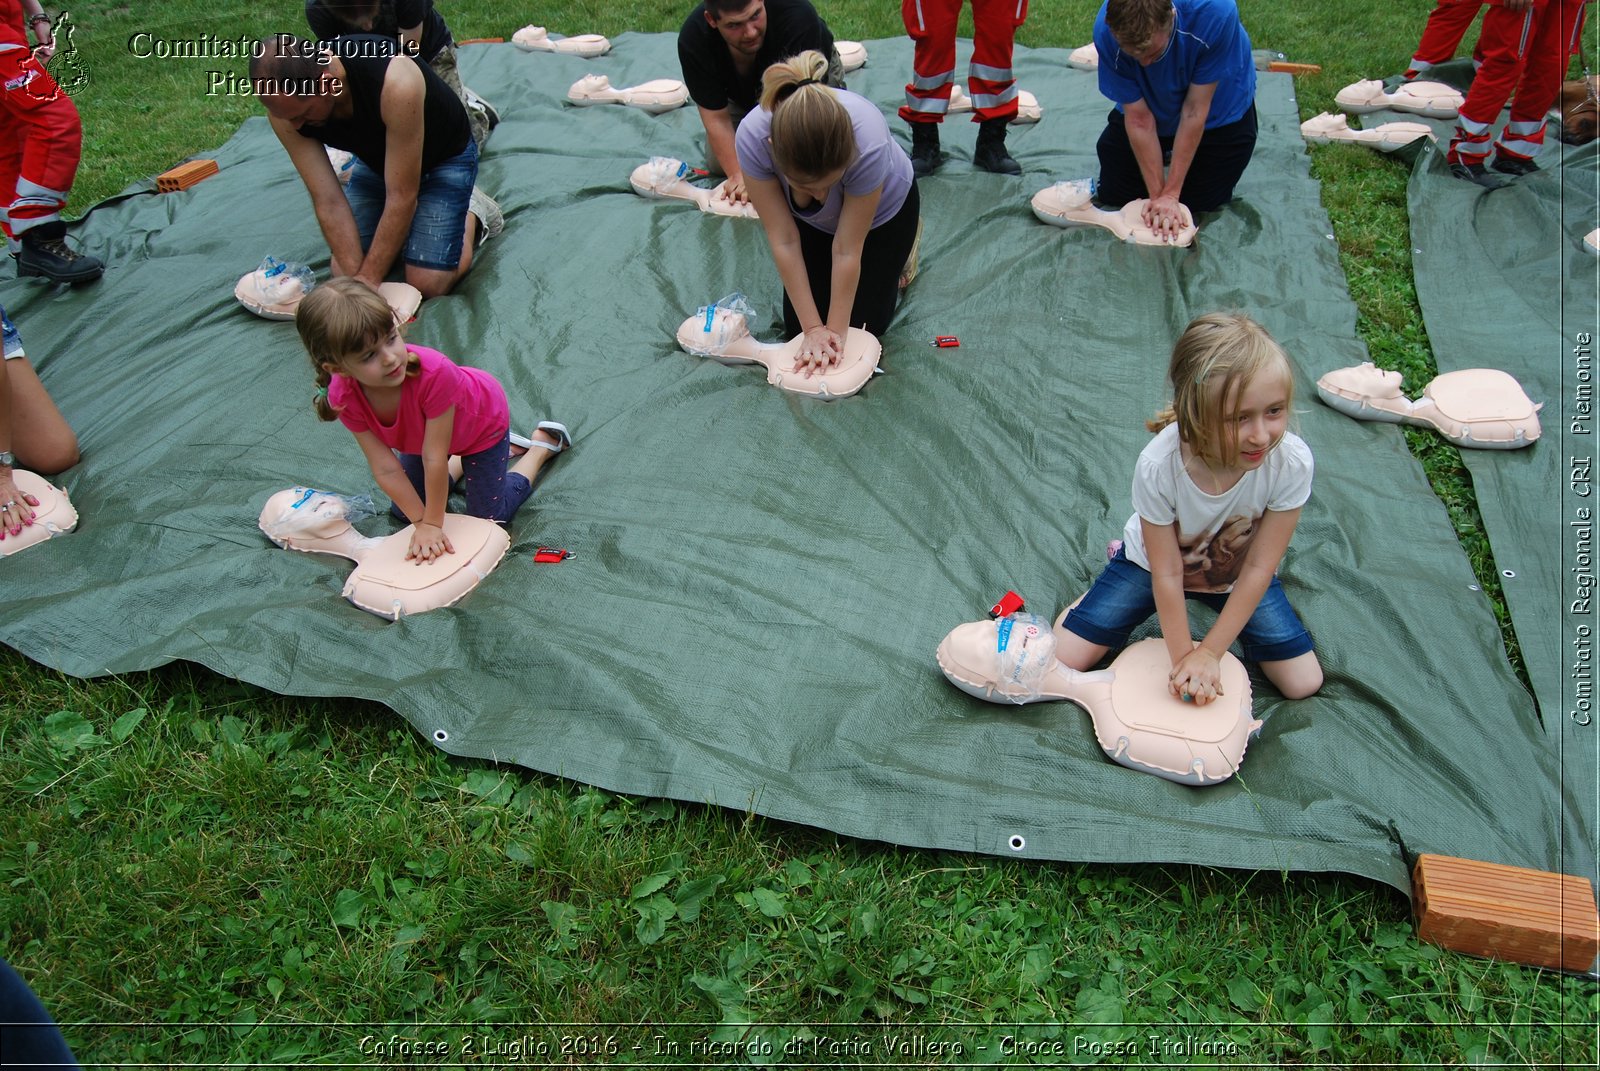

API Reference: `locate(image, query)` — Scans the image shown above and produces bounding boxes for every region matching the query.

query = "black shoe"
[909,122,942,177]
[1448,160,1509,189]
[18,223,102,283]
[973,117,1021,175]
[1489,152,1539,177]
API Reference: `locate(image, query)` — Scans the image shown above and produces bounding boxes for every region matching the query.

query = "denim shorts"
[1,305,22,360]
[1061,547,1315,662]
[343,139,477,271]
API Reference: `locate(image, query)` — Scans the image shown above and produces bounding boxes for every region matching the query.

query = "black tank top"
[302,51,469,173]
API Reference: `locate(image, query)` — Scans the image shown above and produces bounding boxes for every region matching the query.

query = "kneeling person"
[1092,0,1257,241]
[251,34,500,299]
[678,0,843,206]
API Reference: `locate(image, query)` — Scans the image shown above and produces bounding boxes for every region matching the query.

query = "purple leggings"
[389,432,533,525]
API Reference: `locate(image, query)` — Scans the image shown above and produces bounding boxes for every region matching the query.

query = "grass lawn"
[2,1,1595,1066]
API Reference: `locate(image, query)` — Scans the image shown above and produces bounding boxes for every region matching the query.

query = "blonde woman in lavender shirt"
[736,50,920,374]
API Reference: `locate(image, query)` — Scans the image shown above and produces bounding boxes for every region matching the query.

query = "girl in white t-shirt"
[1054,313,1324,706]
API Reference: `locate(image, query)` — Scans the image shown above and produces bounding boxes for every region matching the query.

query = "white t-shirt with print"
[1121,423,1313,593]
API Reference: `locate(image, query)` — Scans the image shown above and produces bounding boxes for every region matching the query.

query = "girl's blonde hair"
[295,277,415,421]
[760,50,856,180]
[1147,312,1293,466]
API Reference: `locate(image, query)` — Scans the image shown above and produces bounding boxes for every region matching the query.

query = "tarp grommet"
[1501,569,1516,579]
[1008,834,1026,852]
[433,729,449,744]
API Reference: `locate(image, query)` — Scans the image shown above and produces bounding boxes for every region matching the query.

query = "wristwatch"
[0,451,14,467]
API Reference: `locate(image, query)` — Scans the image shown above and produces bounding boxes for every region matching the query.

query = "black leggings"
[782,180,920,339]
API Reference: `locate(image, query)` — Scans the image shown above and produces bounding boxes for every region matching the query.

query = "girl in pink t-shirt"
[295,278,570,563]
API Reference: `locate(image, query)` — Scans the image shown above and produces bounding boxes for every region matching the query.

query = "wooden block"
[1266,61,1322,76]
[454,37,504,45]
[155,159,218,193]
[1413,854,1599,971]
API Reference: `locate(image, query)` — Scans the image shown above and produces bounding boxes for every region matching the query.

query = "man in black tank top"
[250,34,499,298]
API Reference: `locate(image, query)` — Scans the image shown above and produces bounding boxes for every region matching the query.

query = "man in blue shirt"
[1092,0,1257,241]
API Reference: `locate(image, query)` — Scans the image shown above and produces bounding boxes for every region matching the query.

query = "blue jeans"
[1062,545,1315,662]
[387,432,533,526]
[343,139,478,271]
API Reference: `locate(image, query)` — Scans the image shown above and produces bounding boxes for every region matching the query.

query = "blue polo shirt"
[1093,0,1256,136]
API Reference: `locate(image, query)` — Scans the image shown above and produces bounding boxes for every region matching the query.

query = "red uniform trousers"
[1448,0,1589,166]
[899,0,1029,124]
[0,46,81,241]
[1406,0,1486,77]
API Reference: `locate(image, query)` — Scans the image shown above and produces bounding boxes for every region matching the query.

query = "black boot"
[973,117,1021,175]
[909,122,942,177]
[18,222,103,284]
[1448,159,1509,189]
[1489,152,1539,177]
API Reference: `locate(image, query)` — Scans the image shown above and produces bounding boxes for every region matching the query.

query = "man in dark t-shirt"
[677,0,841,205]
[251,34,498,297]
[305,0,497,150]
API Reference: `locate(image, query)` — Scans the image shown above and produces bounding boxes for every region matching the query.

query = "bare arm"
[1197,507,1299,658]
[1121,98,1168,210]
[1141,517,1196,687]
[822,185,882,343]
[697,105,747,202]
[270,114,369,278]
[0,357,35,535]
[415,407,454,530]
[359,57,428,288]
[1172,507,1302,704]
[1144,80,1217,239]
[401,406,457,560]
[22,1,54,61]
[353,428,422,520]
[745,174,830,347]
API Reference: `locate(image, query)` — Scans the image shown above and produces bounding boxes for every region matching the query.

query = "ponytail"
[760,50,854,180]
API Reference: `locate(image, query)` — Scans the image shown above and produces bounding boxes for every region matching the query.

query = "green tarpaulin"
[1400,61,1598,894]
[3,37,1584,893]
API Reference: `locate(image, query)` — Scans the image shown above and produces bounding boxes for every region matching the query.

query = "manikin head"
[260,487,357,544]
[704,0,767,58]
[760,50,856,195]
[1106,0,1177,66]
[1150,313,1295,472]
[295,277,418,421]
[250,34,345,128]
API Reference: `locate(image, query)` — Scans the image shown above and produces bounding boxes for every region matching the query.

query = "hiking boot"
[1489,152,1539,177]
[1448,160,1508,189]
[909,121,942,177]
[973,117,1021,175]
[469,187,503,248]
[17,222,102,283]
